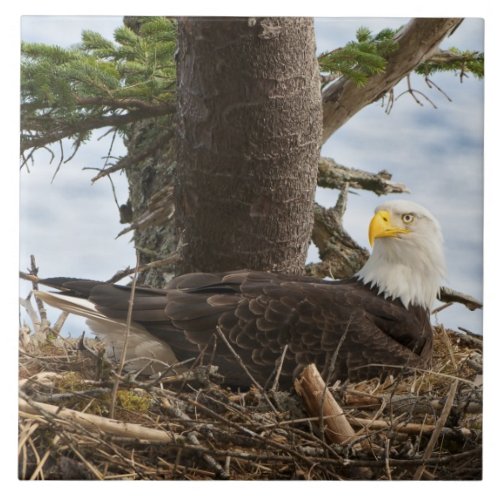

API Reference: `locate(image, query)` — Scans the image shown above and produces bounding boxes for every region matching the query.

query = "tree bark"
[119,18,178,288]
[122,119,177,287]
[321,18,463,142]
[176,17,322,275]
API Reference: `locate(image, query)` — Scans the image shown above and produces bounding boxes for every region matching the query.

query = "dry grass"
[18,320,482,480]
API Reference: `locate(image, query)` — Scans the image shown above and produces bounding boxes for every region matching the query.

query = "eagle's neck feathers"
[355,230,445,310]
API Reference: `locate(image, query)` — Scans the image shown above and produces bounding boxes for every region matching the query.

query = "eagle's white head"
[355,199,446,310]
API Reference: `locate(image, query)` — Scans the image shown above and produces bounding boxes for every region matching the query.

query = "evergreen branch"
[318,27,399,87]
[21,106,169,153]
[20,17,178,160]
[416,48,484,78]
[89,128,174,183]
[73,96,175,112]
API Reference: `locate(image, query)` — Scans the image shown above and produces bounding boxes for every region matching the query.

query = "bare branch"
[28,255,47,323]
[395,75,438,109]
[413,379,459,479]
[322,18,463,142]
[318,157,409,195]
[109,251,141,419]
[19,396,179,443]
[438,287,483,311]
[294,364,358,446]
[106,250,181,283]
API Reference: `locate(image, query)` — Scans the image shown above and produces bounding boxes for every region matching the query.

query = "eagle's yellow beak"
[369,210,410,247]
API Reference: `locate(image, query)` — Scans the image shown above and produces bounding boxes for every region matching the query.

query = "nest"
[19,321,482,480]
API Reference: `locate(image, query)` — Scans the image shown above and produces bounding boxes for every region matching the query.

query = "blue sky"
[19,16,484,338]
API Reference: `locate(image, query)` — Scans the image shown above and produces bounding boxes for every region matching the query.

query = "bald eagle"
[36,200,445,387]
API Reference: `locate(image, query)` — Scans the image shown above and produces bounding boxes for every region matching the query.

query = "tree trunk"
[176,17,322,275]
[120,17,178,288]
[123,119,177,287]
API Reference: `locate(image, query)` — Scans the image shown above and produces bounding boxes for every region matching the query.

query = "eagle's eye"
[402,213,415,224]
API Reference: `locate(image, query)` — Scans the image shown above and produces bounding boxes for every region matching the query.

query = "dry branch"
[318,157,409,195]
[309,201,369,279]
[354,416,437,434]
[90,129,173,184]
[115,184,175,237]
[19,396,178,443]
[413,379,459,479]
[109,254,140,420]
[294,364,356,445]
[438,286,483,311]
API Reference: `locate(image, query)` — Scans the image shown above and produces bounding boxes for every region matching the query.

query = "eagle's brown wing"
[39,271,432,387]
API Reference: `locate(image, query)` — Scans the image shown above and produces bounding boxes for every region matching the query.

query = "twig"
[29,435,61,480]
[396,75,438,109]
[28,255,47,323]
[162,399,229,479]
[106,251,180,283]
[360,364,477,387]
[177,393,320,470]
[19,271,39,283]
[437,325,458,370]
[413,379,459,480]
[350,416,447,435]
[424,75,453,102]
[384,438,392,480]
[214,326,277,413]
[90,129,173,183]
[324,316,352,385]
[432,302,453,315]
[270,344,288,392]
[19,296,41,331]
[52,311,69,335]
[49,140,65,183]
[34,388,111,404]
[109,252,140,419]
[457,327,483,347]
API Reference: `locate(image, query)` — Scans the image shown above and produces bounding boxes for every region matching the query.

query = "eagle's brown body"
[39,270,433,388]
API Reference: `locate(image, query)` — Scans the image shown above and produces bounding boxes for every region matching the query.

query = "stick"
[413,379,459,480]
[29,255,48,323]
[215,326,277,413]
[270,344,288,392]
[437,286,482,311]
[294,364,356,445]
[109,252,140,419]
[350,417,450,435]
[19,396,177,443]
[162,398,229,479]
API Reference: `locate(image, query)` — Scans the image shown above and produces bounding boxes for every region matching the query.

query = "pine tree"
[20,17,483,283]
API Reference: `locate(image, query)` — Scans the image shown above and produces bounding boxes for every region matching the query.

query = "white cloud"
[21,16,122,46]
